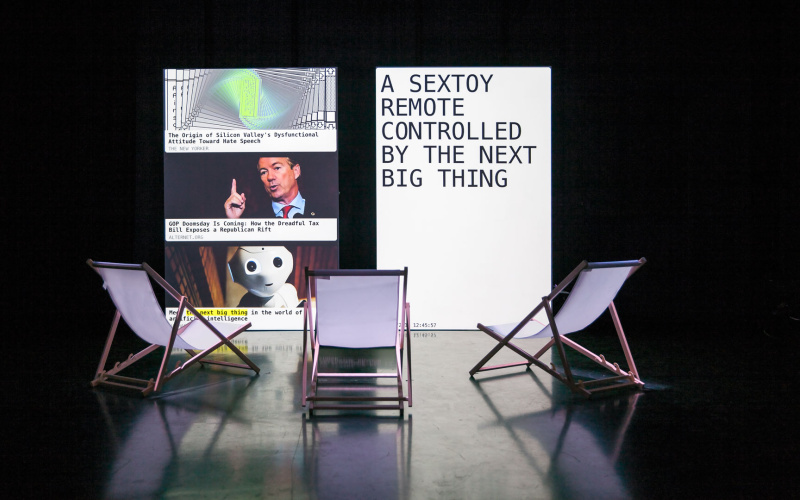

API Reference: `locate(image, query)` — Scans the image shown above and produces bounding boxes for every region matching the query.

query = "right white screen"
[376,67,551,330]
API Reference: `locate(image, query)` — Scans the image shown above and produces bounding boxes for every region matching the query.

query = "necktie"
[281,206,292,218]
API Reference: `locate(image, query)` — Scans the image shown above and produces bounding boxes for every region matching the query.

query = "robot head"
[228,246,294,298]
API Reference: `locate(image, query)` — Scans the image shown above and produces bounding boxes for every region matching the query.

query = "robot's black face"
[246,260,260,273]
[273,257,283,268]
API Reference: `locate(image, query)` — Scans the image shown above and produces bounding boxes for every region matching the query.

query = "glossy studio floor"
[14,315,800,499]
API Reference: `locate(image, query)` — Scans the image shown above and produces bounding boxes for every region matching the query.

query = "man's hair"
[256,157,295,169]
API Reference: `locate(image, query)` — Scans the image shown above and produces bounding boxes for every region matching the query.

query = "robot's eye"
[273,257,283,268]
[245,259,261,275]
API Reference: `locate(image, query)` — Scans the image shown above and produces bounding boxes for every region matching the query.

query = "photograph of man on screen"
[224,156,330,219]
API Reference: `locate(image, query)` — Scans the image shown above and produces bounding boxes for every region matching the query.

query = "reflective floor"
[13,322,800,499]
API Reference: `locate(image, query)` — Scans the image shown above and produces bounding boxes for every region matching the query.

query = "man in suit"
[224,156,321,218]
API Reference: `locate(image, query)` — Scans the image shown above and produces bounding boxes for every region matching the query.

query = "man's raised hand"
[224,179,246,218]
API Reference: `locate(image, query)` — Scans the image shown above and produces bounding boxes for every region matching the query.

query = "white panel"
[376,67,551,329]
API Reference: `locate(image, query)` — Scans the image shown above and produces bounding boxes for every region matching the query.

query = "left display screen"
[163,68,339,330]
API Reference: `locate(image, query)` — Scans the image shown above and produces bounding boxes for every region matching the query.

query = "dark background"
[4,3,799,496]
[7,1,799,342]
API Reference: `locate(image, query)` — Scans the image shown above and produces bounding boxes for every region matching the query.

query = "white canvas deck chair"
[470,259,646,397]
[302,268,412,415]
[88,260,260,396]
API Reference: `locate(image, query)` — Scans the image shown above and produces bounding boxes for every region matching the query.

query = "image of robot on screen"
[228,246,301,308]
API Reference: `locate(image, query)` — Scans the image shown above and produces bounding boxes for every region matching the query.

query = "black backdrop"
[8,1,799,339]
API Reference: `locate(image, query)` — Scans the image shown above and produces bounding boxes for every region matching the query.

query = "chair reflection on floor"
[88,260,260,396]
[471,374,640,499]
[301,415,412,499]
[95,376,258,499]
[97,395,196,499]
[302,268,412,415]
[470,259,646,397]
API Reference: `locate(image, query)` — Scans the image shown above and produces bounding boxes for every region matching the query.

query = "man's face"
[258,157,301,204]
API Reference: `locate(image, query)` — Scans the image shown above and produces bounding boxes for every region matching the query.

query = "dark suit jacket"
[252,195,336,218]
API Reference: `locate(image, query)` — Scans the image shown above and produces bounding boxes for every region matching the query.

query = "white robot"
[228,246,300,307]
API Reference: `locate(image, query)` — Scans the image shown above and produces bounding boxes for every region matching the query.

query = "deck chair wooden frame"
[301,268,412,415]
[88,260,260,396]
[470,258,646,397]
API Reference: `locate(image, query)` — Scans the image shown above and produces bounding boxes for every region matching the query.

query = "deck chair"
[302,268,411,415]
[88,260,260,396]
[470,259,646,397]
